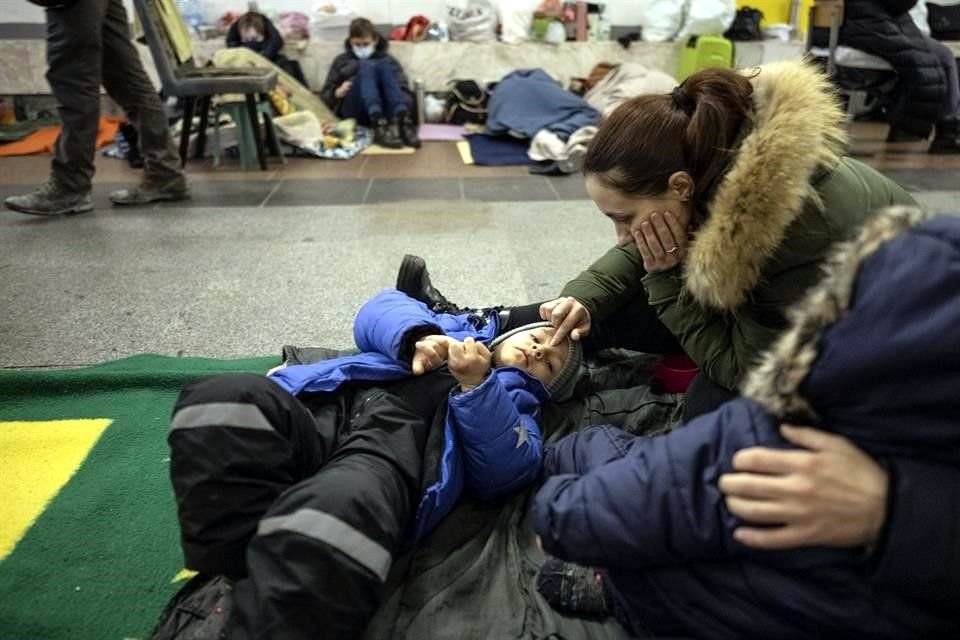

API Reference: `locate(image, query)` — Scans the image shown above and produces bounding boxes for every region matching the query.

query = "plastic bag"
[497,0,539,44]
[277,12,310,41]
[676,0,736,40]
[311,1,356,41]
[447,0,497,42]
[641,0,685,42]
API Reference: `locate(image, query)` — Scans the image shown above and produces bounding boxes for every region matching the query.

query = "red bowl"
[653,354,699,394]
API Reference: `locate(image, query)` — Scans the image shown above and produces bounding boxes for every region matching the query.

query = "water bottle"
[177,0,204,32]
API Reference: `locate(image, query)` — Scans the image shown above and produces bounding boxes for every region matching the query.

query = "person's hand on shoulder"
[540,297,591,346]
[719,425,889,549]
[448,337,492,391]
[412,335,452,375]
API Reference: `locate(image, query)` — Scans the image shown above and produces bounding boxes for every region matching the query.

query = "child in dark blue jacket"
[152,289,582,640]
[533,207,960,639]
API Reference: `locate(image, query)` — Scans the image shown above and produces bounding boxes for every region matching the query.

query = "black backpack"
[724,7,764,41]
[443,80,489,126]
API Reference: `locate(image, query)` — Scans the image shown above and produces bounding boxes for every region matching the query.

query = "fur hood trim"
[685,60,848,310]
[742,206,933,419]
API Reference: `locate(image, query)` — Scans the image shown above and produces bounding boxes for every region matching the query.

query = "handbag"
[724,7,764,41]
[443,79,489,125]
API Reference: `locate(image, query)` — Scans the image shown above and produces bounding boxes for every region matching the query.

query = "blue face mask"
[352,44,374,59]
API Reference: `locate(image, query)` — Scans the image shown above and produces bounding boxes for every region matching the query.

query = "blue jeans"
[340,59,409,125]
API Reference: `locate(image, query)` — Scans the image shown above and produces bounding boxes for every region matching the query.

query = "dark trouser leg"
[168,373,336,579]
[99,0,182,182]
[501,297,682,356]
[374,61,410,117]
[229,388,427,640]
[46,0,108,194]
[355,61,384,120]
[928,37,960,121]
[681,373,737,423]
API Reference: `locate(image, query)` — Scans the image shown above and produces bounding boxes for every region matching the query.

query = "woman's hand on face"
[718,425,890,550]
[634,211,688,273]
[539,297,591,346]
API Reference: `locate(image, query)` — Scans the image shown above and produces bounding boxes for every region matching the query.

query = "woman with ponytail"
[553,60,915,409]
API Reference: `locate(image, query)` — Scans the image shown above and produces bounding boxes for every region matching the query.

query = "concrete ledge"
[1,38,806,96]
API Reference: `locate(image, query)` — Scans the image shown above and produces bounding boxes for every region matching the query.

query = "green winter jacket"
[561,61,917,391]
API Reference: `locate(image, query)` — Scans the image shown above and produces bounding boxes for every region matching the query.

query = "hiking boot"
[397,112,421,148]
[885,127,927,144]
[148,574,233,640]
[397,254,463,313]
[373,117,403,149]
[929,119,960,154]
[109,174,190,206]
[3,179,93,216]
[536,557,610,617]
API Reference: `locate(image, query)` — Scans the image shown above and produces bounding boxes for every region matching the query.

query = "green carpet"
[0,354,278,640]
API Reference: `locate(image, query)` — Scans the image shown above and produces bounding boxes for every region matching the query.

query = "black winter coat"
[226,12,284,62]
[841,0,946,136]
[318,37,411,115]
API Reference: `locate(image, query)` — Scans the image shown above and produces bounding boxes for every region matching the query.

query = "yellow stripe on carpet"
[0,419,111,560]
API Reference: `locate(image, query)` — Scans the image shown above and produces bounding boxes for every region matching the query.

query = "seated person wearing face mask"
[226,11,309,89]
[319,17,421,149]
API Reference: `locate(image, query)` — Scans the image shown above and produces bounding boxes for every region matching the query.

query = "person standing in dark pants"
[3,0,188,217]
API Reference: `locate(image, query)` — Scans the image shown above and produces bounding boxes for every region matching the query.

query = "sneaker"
[373,117,403,149]
[148,574,233,640]
[3,180,94,216]
[536,557,610,617]
[397,112,421,148]
[109,174,190,206]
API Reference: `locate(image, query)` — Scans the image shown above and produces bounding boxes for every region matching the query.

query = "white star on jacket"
[513,424,529,448]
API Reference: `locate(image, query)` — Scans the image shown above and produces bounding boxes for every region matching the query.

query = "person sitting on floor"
[532,206,960,639]
[226,9,309,89]
[319,17,421,149]
[149,288,582,640]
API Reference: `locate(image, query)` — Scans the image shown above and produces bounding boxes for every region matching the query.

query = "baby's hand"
[412,335,453,375]
[448,337,492,391]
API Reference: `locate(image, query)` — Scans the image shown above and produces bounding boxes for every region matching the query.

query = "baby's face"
[491,326,569,385]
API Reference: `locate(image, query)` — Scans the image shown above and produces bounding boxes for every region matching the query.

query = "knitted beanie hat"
[490,321,584,401]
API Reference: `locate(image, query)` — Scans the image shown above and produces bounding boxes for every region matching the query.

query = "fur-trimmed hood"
[685,60,848,311]
[743,208,960,455]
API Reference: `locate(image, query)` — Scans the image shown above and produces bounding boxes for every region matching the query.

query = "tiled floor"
[0,122,957,368]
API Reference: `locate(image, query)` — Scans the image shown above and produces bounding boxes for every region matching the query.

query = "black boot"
[885,127,927,144]
[373,117,403,149]
[148,574,233,640]
[397,254,464,313]
[397,112,421,148]
[536,557,611,618]
[396,254,508,329]
[929,119,960,154]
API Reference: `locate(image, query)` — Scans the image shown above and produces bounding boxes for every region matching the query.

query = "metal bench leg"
[195,96,211,160]
[245,93,268,171]
[179,96,195,168]
[261,106,285,164]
